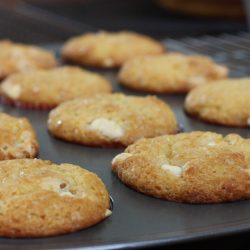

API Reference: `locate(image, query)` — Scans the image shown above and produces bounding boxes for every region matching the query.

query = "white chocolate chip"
[1,82,21,99]
[105,209,112,217]
[112,153,132,165]
[41,178,76,197]
[103,58,114,67]
[56,120,63,127]
[20,131,32,141]
[207,141,216,147]
[88,118,124,140]
[215,65,228,77]
[59,190,75,197]
[200,136,217,147]
[19,171,25,177]
[247,118,250,126]
[161,163,182,177]
[188,75,206,86]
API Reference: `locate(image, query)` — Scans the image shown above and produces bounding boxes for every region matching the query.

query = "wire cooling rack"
[165,32,250,77]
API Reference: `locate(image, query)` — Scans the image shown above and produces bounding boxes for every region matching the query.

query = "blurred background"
[0,0,249,43]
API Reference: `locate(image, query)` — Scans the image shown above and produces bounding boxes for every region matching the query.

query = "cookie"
[0,66,112,109]
[0,159,111,237]
[62,31,165,68]
[0,40,57,80]
[118,53,228,93]
[185,78,250,127]
[0,112,38,160]
[112,131,250,203]
[48,94,177,147]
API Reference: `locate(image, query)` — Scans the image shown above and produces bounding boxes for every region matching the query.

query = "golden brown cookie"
[112,131,250,203]
[0,112,38,160]
[48,94,177,147]
[118,53,228,93]
[185,78,250,127]
[0,158,111,237]
[0,40,57,80]
[0,66,112,109]
[62,31,165,68]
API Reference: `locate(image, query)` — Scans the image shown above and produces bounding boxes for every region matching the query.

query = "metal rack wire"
[165,32,250,77]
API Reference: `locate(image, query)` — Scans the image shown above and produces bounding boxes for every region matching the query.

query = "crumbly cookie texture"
[0,66,112,109]
[0,40,57,80]
[0,159,110,238]
[112,131,250,203]
[185,78,250,127]
[48,93,177,147]
[0,112,38,160]
[118,53,228,93]
[62,31,165,68]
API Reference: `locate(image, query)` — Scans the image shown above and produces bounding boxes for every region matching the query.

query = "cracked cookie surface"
[48,93,177,147]
[0,112,38,160]
[0,159,110,237]
[112,131,250,203]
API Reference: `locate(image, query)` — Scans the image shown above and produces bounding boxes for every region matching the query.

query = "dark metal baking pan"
[0,33,250,250]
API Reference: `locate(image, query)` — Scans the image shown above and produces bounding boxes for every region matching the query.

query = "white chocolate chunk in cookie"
[41,178,76,197]
[88,118,124,140]
[247,118,250,126]
[103,58,114,67]
[105,209,112,217]
[207,141,217,147]
[1,82,21,99]
[161,163,182,176]
[215,65,229,77]
[20,131,32,141]
[187,75,206,86]
[112,153,132,165]
[58,190,75,197]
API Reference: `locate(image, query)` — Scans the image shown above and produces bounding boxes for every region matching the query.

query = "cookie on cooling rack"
[0,40,57,80]
[0,112,38,160]
[118,53,228,93]
[48,93,177,147]
[112,131,250,203]
[0,159,111,238]
[0,66,112,109]
[62,31,165,68]
[185,78,250,127]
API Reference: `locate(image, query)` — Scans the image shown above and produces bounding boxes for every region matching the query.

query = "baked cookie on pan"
[0,40,57,80]
[0,112,38,160]
[48,94,177,147]
[0,159,111,237]
[118,53,228,93]
[0,66,112,109]
[185,78,250,127]
[112,131,250,203]
[62,31,165,68]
